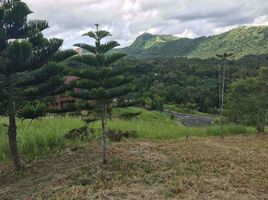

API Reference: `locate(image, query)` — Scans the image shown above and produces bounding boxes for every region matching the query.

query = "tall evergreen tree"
[69,24,133,164]
[0,0,75,171]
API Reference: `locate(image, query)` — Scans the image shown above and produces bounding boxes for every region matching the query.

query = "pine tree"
[69,24,133,164]
[0,0,74,171]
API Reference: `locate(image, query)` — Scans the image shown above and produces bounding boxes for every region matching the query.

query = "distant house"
[51,76,80,110]
[51,48,87,110]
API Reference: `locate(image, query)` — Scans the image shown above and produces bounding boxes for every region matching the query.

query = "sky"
[24,0,268,48]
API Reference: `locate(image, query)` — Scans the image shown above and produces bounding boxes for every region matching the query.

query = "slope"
[116,26,268,59]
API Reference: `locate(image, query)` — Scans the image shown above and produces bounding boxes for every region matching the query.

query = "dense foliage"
[226,67,268,132]
[118,54,268,113]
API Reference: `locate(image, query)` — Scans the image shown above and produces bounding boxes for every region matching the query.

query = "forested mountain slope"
[116,26,268,59]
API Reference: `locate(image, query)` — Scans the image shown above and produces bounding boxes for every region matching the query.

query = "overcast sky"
[24,0,268,48]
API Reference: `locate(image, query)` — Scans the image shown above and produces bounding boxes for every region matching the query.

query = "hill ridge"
[116,25,268,59]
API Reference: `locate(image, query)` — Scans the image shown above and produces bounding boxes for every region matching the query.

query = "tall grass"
[0,117,83,162]
[108,119,256,139]
[0,107,256,162]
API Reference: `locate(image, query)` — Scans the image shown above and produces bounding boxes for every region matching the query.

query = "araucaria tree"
[0,0,73,171]
[226,67,268,133]
[69,24,133,164]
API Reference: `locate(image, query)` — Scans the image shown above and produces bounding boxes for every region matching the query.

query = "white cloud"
[175,29,197,38]
[23,0,268,48]
[253,16,268,26]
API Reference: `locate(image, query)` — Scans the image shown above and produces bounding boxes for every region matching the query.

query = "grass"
[109,112,255,139]
[110,107,255,139]
[0,107,256,163]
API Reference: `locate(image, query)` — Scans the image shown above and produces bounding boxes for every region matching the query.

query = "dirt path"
[0,136,268,200]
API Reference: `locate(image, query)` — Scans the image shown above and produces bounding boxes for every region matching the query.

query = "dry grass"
[0,135,268,200]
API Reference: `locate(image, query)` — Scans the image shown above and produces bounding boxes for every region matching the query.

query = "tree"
[0,0,74,171]
[69,24,133,164]
[226,67,268,133]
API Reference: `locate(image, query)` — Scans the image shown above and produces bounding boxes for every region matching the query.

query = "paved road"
[164,110,214,127]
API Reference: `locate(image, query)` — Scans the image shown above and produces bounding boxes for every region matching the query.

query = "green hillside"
[116,26,268,59]
[118,33,179,55]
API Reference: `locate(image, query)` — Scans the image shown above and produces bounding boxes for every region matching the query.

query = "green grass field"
[0,107,256,162]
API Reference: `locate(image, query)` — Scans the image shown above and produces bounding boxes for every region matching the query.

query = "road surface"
[164,109,214,127]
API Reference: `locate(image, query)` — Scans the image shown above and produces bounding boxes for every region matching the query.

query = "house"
[51,76,80,110]
[51,48,88,110]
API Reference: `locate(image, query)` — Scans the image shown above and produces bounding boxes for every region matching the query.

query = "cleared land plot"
[0,136,268,200]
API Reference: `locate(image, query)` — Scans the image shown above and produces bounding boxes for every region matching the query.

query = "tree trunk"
[101,104,108,164]
[7,75,22,171]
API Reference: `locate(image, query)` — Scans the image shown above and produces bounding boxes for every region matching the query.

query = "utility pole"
[217,53,233,138]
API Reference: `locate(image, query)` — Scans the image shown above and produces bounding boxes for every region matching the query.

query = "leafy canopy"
[226,67,268,132]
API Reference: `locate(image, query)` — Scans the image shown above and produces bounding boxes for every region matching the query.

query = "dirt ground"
[0,135,268,200]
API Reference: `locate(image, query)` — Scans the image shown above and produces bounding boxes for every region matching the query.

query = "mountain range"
[115,26,268,59]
